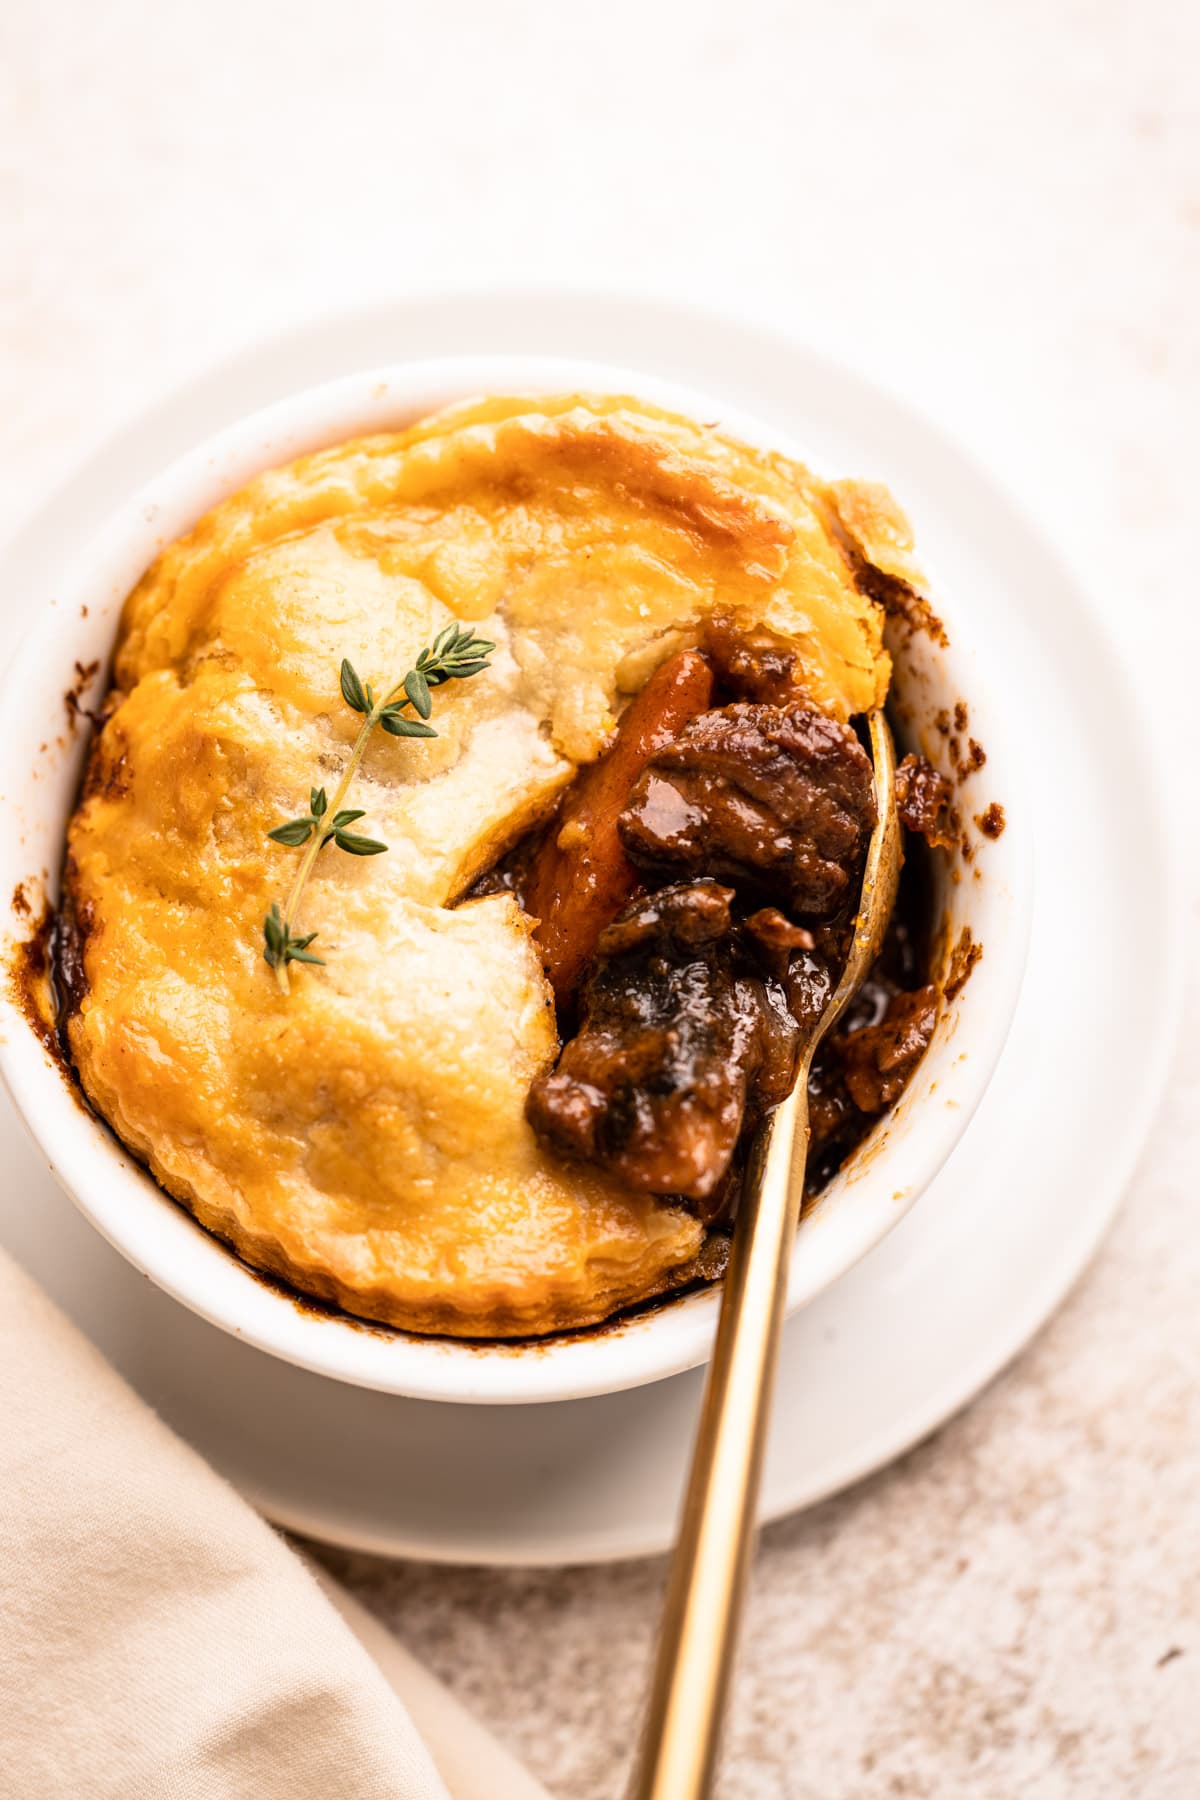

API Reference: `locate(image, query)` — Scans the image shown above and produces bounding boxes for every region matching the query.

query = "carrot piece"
[524,649,714,1004]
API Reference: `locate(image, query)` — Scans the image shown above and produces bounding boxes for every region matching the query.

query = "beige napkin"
[0,1248,551,1800]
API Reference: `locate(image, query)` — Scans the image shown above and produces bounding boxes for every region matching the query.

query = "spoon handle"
[627,712,898,1800]
[626,1072,810,1800]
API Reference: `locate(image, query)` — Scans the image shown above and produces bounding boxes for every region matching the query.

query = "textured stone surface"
[3,2,1198,1793]
[321,1026,1200,1797]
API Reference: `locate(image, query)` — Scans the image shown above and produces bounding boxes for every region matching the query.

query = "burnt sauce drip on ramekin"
[471,631,946,1224]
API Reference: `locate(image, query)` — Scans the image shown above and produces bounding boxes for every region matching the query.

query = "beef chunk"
[740,908,834,1035]
[617,703,877,917]
[896,753,955,849]
[806,1063,857,1157]
[840,985,939,1111]
[744,907,815,965]
[703,613,808,706]
[525,882,799,1208]
[806,988,936,1190]
[784,947,835,1036]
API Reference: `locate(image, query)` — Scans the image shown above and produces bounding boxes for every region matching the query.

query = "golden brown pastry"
[63,393,903,1337]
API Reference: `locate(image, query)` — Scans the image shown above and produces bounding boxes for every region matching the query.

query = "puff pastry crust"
[64,394,898,1337]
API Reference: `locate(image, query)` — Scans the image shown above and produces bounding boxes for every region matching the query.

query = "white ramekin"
[0,356,1031,1403]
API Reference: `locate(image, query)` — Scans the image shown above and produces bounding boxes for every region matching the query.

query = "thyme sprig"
[262,622,495,992]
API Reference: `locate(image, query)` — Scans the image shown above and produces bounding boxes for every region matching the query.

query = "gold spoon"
[628,709,902,1800]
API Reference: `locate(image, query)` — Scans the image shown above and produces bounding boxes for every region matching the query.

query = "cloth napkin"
[0,1247,552,1799]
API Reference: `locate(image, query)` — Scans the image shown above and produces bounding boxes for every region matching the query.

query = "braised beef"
[807,983,939,1178]
[512,640,946,1220]
[784,947,835,1036]
[896,753,955,849]
[744,907,815,971]
[840,986,939,1113]
[806,1063,857,1156]
[617,702,877,916]
[525,881,799,1209]
[703,614,807,707]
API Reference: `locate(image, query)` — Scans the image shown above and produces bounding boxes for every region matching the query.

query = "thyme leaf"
[261,623,495,991]
[262,903,325,972]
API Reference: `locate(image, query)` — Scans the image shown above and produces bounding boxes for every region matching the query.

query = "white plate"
[0,293,1181,1564]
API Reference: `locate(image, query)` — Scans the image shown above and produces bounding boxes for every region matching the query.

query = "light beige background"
[3,3,1198,1795]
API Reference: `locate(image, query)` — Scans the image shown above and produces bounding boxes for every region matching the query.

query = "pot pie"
[60,393,951,1339]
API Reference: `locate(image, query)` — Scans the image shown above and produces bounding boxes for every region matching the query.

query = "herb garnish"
[262,622,495,991]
